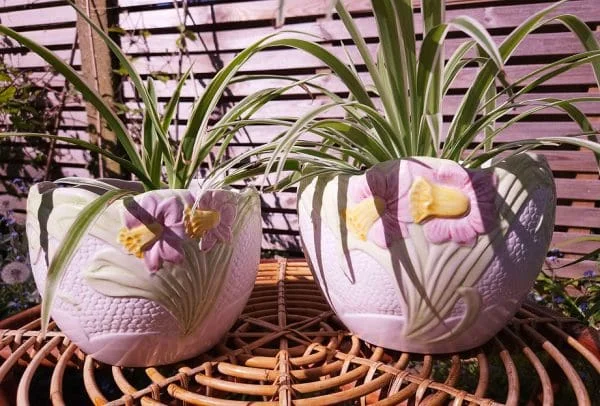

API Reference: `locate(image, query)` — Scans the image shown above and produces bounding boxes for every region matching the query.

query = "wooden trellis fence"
[0,0,599,273]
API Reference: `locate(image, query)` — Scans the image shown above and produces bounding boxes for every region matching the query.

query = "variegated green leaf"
[41,189,136,335]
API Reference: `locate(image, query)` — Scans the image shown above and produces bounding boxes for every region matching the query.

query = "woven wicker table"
[0,259,599,405]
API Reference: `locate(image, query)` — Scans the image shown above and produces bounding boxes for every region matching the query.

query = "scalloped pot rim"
[25,179,262,366]
[297,153,556,354]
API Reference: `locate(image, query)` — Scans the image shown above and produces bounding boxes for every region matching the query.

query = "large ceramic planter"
[26,180,261,366]
[298,153,555,353]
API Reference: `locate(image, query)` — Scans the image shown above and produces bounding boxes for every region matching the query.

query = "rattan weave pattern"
[0,259,599,405]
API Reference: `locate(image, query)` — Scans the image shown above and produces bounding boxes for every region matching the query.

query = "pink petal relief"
[120,190,237,273]
[346,160,414,248]
[194,191,237,252]
[408,162,497,245]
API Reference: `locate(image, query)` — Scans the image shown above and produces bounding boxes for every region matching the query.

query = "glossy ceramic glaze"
[298,154,555,353]
[26,181,261,366]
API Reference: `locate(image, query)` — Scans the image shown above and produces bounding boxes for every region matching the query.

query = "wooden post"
[75,0,122,177]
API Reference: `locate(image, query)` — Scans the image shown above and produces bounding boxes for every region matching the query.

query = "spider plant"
[208,0,600,187]
[0,2,319,333]
[198,0,600,354]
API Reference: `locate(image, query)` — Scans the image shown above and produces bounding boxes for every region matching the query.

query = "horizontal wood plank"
[0,0,65,8]
[550,231,600,255]
[543,258,598,279]
[539,150,599,173]
[261,233,302,252]
[555,205,600,229]
[555,178,600,201]
[119,0,599,32]
[117,0,501,9]
[2,26,77,47]
[118,0,370,29]
[3,49,81,68]
[260,191,298,211]
[0,4,75,28]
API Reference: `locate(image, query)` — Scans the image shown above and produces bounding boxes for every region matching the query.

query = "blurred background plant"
[0,202,38,319]
[0,51,69,195]
[532,246,600,328]
[0,46,57,320]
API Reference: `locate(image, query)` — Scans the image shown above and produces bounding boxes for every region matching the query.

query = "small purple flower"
[11,178,28,193]
[553,296,565,304]
[583,270,596,278]
[118,194,187,273]
[579,302,589,313]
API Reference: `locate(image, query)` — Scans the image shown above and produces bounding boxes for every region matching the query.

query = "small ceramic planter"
[26,180,261,366]
[298,153,555,353]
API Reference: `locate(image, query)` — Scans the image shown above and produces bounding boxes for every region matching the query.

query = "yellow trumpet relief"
[184,207,221,239]
[410,177,470,224]
[341,196,385,241]
[118,223,163,259]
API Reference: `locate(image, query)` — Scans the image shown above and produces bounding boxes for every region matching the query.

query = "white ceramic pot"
[26,180,261,366]
[298,154,555,353]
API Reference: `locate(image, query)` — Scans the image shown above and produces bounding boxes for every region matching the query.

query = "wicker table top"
[0,259,599,405]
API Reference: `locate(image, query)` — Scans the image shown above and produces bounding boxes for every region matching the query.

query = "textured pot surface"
[26,181,261,366]
[298,154,555,353]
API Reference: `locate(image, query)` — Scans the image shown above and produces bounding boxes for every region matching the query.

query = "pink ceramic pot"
[298,154,555,353]
[26,180,261,366]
